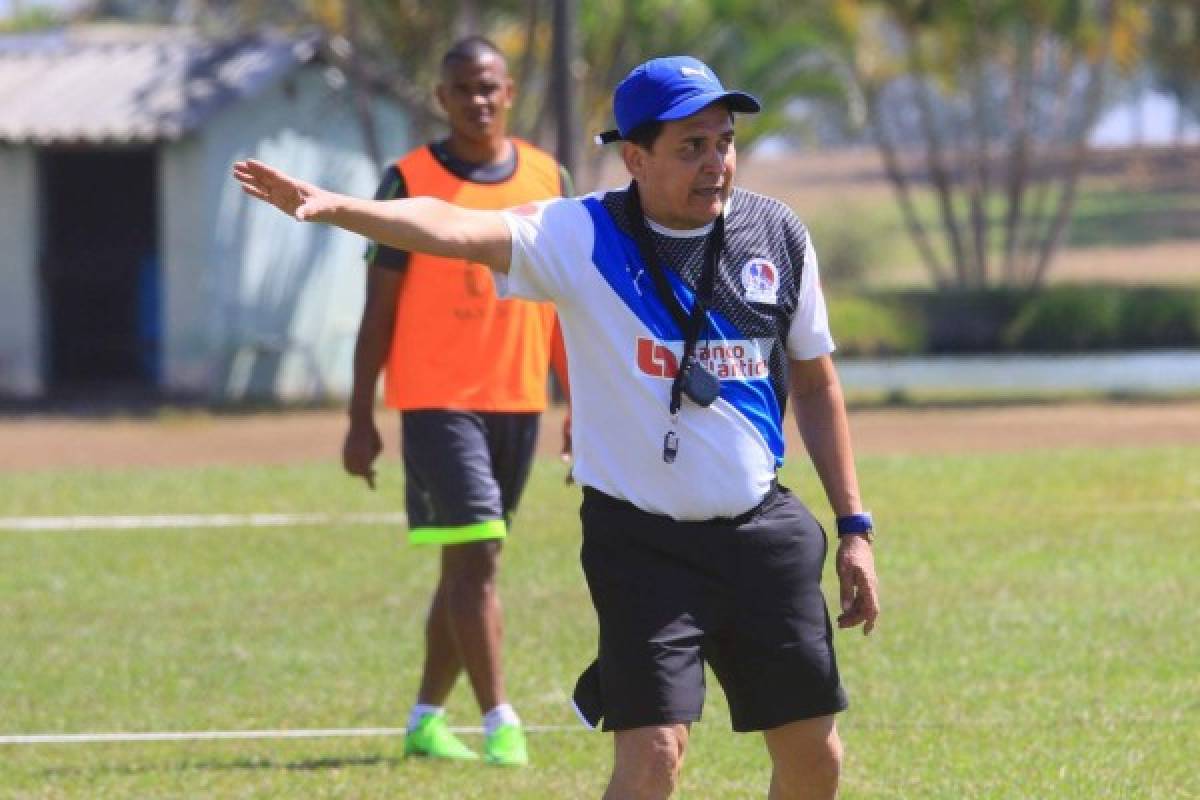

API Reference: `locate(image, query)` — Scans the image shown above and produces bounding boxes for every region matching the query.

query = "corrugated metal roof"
[0,26,322,145]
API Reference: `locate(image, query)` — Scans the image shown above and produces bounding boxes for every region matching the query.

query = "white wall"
[160,65,410,400]
[0,146,42,397]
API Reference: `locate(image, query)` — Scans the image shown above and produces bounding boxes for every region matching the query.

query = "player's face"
[436,53,514,146]
[623,103,736,230]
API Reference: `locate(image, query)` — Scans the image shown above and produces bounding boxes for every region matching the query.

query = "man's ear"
[502,76,515,110]
[434,82,449,115]
[622,142,648,182]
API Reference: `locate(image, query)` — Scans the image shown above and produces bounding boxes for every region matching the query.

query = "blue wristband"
[836,512,874,536]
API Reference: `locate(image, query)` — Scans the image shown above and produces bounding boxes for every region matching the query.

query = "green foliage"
[1003,286,1125,350]
[810,209,884,289]
[889,287,1028,352]
[0,7,60,32]
[837,285,1200,351]
[576,0,844,156]
[1000,285,1200,350]
[1119,287,1200,346]
[827,294,927,355]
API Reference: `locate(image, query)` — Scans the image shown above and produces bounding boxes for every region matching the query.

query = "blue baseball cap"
[596,56,761,144]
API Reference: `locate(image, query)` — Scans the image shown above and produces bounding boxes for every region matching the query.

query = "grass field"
[2,445,1198,799]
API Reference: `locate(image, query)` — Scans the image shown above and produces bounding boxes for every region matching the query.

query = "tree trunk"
[906,27,971,286]
[965,11,991,287]
[1002,26,1037,284]
[1029,1,1118,288]
[867,88,951,287]
[511,0,545,143]
[1017,38,1076,284]
[551,0,580,179]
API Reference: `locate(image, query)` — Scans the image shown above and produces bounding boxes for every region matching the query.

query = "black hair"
[623,104,736,151]
[441,36,506,72]
[625,120,664,150]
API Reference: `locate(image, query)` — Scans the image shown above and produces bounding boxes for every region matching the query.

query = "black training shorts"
[575,483,848,733]
[401,410,539,546]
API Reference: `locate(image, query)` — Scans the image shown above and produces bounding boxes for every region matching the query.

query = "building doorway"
[39,148,160,396]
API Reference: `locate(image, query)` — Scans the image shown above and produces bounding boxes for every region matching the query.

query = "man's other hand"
[561,408,574,485]
[836,535,880,635]
[343,418,383,490]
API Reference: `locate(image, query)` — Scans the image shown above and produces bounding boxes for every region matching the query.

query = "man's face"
[623,103,736,229]
[436,53,514,144]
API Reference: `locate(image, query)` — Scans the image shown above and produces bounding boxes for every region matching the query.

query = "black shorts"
[401,410,539,546]
[574,484,848,733]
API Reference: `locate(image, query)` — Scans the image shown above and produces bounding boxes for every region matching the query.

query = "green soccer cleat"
[484,722,529,767]
[404,714,479,761]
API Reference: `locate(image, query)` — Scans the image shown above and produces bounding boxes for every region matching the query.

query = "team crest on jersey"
[741,258,779,304]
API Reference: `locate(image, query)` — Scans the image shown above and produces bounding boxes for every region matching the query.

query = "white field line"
[2,712,1191,745]
[0,512,408,533]
[6,500,1200,534]
[0,725,584,745]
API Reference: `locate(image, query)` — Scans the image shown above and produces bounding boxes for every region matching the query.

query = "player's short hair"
[441,36,506,73]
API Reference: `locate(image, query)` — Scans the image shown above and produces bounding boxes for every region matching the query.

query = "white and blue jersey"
[502,187,834,521]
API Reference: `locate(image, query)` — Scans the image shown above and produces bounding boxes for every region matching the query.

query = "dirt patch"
[1,402,1197,472]
[831,401,1200,456]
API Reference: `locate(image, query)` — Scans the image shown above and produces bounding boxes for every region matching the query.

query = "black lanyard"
[626,182,725,417]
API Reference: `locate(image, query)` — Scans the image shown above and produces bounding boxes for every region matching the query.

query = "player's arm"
[789,355,861,517]
[548,318,574,479]
[233,159,513,273]
[789,355,880,635]
[549,320,570,405]
[343,264,401,489]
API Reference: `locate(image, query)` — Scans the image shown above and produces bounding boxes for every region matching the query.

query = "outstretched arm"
[232,159,513,273]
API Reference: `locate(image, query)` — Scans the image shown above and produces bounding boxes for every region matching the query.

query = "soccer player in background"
[341,36,570,767]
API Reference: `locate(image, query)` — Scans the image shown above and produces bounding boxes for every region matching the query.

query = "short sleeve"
[786,235,836,360]
[500,197,594,304]
[364,165,410,271]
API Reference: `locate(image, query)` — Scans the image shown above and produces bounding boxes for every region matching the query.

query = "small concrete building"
[0,26,409,401]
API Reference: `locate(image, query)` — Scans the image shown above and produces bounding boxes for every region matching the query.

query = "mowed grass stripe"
[0,512,408,533]
[0,725,581,745]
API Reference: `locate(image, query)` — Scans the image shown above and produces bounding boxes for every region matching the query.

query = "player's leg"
[577,488,716,797]
[605,724,691,800]
[404,424,463,713]
[400,410,510,760]
[414,577,461,706]
[439,537,505,715]
[711,485,847,798]
[763,716,842,800]
[467,411,539,765]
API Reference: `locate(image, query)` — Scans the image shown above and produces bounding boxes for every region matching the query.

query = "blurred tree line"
[12,0,1199,290]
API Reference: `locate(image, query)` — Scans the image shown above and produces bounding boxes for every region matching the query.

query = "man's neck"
[638,195,720,233]
[442,135,512,167]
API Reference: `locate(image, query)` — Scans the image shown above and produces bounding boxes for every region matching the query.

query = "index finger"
[859,578,880,635]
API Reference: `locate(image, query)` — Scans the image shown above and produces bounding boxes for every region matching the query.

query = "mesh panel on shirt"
[600,187,810,414]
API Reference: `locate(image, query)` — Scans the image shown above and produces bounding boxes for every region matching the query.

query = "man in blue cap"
[235,55,880,800]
